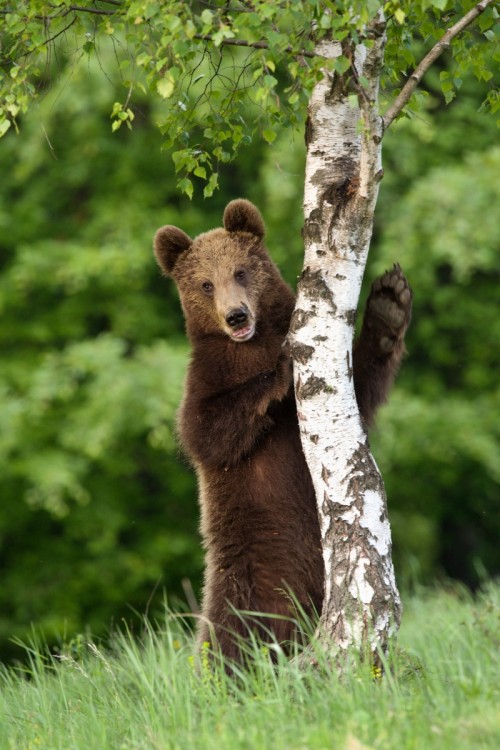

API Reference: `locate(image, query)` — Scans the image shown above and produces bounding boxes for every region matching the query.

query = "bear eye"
[234,269,247,284]
[201,281,213,294]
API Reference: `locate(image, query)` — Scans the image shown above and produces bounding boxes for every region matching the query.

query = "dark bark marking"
[327,71,344,101]
[346,350,353,381]
[289,307,314,333]
[297,375,336,401]
[322,171,361,248]
[344,441,384,498]
[305,114,314,147]
[310,434,319,444]
[344,308,357,327]
[291,342,315,365]
[323,177,348,205]
[299,267,336,312]
[324,174,360,208]
[302,206,322,244]
[326,44,355,102]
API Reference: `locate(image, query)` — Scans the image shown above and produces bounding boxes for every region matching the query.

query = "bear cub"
[154,199,412,666]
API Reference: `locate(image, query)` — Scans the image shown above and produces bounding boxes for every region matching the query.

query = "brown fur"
[154,199,412,666]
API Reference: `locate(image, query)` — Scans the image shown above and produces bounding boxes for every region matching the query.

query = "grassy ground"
[1,584,499,750]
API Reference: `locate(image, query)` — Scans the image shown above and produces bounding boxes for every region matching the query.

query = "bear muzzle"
[224,305,255,342]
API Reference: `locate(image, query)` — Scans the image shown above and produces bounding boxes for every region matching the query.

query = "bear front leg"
[255,345,293,416]
[180,350,293,468]
[353,264,412,427]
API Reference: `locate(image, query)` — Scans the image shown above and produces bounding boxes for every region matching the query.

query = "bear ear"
[154,226,193,275]
[223,199,265,238]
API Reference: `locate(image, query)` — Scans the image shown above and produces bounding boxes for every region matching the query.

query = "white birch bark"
[289,13,401,659]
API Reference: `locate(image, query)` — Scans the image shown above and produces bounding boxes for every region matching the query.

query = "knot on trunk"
[323,175,360,221]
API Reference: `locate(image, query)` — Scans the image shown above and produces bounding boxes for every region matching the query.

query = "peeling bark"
[289,13,401,663]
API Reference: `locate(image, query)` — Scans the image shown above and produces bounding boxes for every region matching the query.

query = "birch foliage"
[1,1,498,194]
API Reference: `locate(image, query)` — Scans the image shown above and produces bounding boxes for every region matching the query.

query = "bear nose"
[225,307,248,328]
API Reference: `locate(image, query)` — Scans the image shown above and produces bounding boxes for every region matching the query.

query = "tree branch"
[0,5,119,19]
[193,34,316,58]
[63,5,117,15]
[383,0,494,130]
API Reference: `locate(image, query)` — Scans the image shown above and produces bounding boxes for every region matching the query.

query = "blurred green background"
[0,48,499,662]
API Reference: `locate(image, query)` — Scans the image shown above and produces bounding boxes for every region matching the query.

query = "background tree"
[0,1,498,662]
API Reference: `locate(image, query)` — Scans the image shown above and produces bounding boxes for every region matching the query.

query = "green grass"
[1,584,499,750]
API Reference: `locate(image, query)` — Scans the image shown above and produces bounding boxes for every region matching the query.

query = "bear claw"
[366,264,412,354]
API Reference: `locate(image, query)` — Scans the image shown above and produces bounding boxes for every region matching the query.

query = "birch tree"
[2,0,497,660]
[287,2,496,660]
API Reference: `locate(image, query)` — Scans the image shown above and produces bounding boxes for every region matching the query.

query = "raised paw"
[365,264,412,354]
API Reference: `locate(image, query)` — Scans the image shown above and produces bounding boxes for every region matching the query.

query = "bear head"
[154,199,281,343]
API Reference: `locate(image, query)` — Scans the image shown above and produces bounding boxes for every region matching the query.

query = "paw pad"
[366,264,412,353]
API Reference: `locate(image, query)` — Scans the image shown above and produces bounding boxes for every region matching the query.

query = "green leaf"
[427,0,448,10]
[348,93,358,109]
[262,128,277,144]
[264,75,278,89]
[203,173,218,198]
[157,76,175,99]
[185,19,196,39]
[135,53,152,68]
[200,9,213,26]
[478,8,494,31]
[213,26,235,46]
[0,119,11,137]
[333,55,351,75]
[177,177,193,199]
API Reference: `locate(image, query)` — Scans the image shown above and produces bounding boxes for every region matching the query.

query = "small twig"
[0,16,77,65]
[383,0,494,130]
[123,81,133,109]
[40,121,58,159]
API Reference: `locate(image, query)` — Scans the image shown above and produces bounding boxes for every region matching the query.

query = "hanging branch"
[383,0,494,130]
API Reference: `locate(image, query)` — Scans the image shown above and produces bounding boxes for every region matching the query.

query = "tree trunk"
[289,14,401,662]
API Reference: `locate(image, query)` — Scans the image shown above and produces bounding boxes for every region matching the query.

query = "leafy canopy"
[1,0,498,195]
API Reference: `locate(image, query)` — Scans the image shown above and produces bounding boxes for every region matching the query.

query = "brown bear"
[154,199,412,666]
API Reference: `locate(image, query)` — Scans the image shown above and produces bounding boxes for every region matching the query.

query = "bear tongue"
[231,323,254,341]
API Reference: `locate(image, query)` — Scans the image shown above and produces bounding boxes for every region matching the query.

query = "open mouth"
[230,323,255,342]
